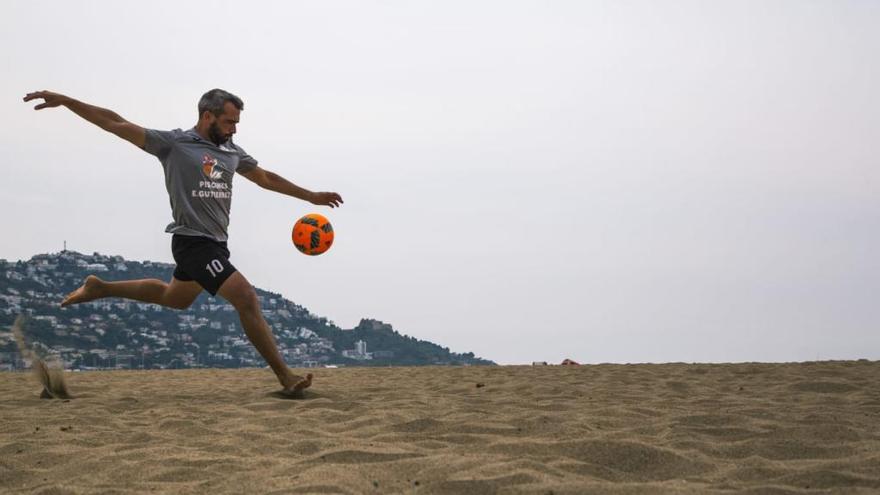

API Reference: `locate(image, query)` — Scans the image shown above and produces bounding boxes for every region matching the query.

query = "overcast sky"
[2,1,878,364]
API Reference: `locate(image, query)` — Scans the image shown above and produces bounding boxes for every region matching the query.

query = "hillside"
[0,251,494,370]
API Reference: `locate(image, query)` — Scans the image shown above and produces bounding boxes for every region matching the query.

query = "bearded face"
[208,121,231,145]
[199,100,240,145]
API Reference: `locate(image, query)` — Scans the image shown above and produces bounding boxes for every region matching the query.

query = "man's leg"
[217,271,312,394]
[61,275,203,309]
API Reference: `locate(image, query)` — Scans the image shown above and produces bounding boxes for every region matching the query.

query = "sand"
[1,361,879,494]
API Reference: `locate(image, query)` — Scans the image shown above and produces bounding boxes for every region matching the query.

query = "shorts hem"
[206,267,237,296]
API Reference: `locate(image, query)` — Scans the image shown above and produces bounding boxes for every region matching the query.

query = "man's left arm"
[239,166,343,208]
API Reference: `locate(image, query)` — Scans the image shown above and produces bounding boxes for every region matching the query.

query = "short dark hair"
[198,89,244,117]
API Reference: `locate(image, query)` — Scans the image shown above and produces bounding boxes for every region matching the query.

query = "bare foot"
[61,275,104,307]
[281,372,313,397]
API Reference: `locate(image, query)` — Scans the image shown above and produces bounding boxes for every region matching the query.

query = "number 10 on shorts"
[206,259,224,278]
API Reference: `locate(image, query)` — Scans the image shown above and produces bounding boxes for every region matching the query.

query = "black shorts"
[171,234,237,296]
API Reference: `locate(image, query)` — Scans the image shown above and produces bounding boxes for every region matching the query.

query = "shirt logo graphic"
[202,154,224,180]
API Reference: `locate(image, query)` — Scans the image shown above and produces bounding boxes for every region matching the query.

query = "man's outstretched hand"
[310,192,344,208]
[23,90,70,110]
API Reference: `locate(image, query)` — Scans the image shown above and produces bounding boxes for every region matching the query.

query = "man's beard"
[208,122,230,145]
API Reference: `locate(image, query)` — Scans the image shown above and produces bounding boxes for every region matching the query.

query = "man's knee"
[220,275,260,315]
[231,287,260,315]
[161,279,202,310]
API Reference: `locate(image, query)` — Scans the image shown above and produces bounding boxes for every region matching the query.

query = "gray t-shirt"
[143,128,258,242]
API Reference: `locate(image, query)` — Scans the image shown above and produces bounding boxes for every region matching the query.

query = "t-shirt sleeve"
[143,129,177,159]
[236,146,259,174]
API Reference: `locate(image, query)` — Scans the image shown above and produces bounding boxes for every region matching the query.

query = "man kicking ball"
[23,88,343,397]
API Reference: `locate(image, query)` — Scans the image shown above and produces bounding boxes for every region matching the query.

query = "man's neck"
[194,123,212,142]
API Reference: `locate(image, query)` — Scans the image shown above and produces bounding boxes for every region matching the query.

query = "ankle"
[279,368,300,386]
[92,278,108,297]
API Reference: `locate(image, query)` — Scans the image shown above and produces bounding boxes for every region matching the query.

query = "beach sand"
[1,361,879,494]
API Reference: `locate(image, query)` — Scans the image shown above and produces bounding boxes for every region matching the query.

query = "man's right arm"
[23,91,146,149]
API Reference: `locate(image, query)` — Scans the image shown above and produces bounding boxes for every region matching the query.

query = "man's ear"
[199,110,215,124]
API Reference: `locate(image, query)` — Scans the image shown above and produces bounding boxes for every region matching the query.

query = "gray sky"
[2,1,878,364]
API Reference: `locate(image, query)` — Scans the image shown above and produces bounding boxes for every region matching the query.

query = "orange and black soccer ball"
[292,213,334,256]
